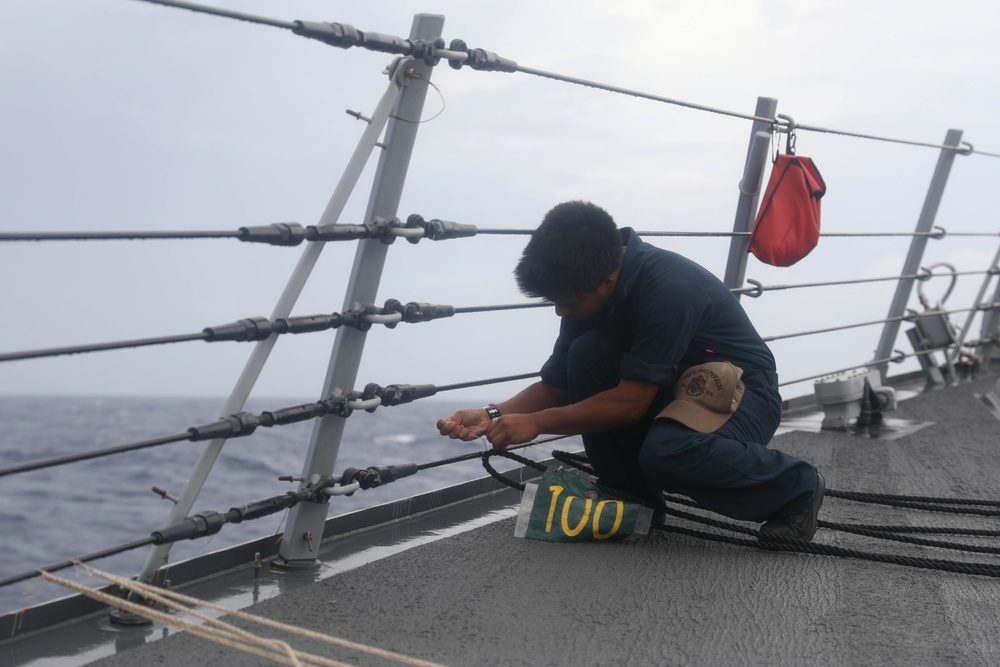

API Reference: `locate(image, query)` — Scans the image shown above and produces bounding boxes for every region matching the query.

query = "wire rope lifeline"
[130,0,1000,158]
[480,449,1000,579]
[0,297,467,363]
[0,372,539,478]
[0,437,563,590]
[6,224,975,243]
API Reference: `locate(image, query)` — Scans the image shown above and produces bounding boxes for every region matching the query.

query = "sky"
[1,0,999,407]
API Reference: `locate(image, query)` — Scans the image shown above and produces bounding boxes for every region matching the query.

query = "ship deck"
[9,370,1000,666]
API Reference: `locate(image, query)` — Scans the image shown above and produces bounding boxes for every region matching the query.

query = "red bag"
[749,154,826,267]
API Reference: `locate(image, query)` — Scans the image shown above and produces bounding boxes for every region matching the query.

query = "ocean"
[0,395,576,615]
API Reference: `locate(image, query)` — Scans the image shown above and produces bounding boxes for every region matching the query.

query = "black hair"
[514,200,625,300]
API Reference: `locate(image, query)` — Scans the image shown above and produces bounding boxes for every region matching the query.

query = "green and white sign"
[515,468,653,542]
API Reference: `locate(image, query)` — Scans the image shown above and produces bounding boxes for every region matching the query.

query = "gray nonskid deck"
[88,373,1000,666]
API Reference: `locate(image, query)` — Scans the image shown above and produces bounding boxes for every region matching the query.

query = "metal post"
[873,129,964,380]
[951,241,1000,365]
[131,63,405,587]
[277,13,444,569]
[974,243,1000,364]
[724,96,777,297]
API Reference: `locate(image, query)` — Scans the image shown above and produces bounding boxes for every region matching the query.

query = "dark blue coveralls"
[539,228,819,522]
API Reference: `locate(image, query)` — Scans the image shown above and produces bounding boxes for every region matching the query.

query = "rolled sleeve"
[540,353,569,390]
[619,353,677,387]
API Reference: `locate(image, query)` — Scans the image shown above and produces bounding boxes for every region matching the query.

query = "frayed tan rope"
[39,569,315,666]
[41,563,447,667]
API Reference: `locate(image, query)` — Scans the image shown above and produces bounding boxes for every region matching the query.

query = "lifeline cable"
[4,270,986,363]
[0,372,540,478]
[128,0,1000,159]
[6,225,985,243]
[0,298,533,363]
[0,438,564,589]
[0,537,157,588]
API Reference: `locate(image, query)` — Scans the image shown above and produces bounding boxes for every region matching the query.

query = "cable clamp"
[322,389,358,419]
[340,304,376,331]
[410,37,445,66]
[365,216,401,244]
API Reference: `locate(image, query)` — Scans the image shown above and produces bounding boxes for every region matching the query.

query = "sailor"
[437,200,824,541]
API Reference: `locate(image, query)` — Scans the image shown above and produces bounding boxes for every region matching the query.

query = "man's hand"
[436,409,491,441]
[486,414,541,450]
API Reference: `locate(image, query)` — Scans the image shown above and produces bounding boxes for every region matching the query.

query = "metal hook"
[770,122,780,164]
[776,114,797,156]
[929,225,946,240]
[917,262,958,306]
[957,141,974,156]
[890,349,907,364]
[744,279,765,298]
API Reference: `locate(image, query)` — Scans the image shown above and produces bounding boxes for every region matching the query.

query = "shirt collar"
[612,227,643,308]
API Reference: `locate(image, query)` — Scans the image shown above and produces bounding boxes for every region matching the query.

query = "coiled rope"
[481,449,1000,579]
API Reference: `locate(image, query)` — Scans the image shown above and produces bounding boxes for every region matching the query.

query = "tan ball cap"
[657,362,745,432]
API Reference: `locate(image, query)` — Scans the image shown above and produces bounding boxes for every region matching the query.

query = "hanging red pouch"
[749,154,826,267]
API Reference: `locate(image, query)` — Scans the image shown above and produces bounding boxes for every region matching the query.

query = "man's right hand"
[436,408,491,441]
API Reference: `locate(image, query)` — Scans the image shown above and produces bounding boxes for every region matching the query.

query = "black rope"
[416,436,573,471]
[481,450,546,490]
[662,501,1000,558]
[486,451,1000,579]
[820,523,1000,537]
[829,488,1000,508]
[818,520,1000,556]
[660,524,1000,579]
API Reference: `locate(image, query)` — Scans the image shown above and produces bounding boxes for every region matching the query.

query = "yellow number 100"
[545,485,624,539]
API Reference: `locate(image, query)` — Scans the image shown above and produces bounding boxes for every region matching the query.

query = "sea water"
[0,395,571,615]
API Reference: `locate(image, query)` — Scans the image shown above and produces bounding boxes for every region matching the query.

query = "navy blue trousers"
[566,330,818,522]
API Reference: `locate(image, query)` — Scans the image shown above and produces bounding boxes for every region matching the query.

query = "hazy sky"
[1,0,999,406]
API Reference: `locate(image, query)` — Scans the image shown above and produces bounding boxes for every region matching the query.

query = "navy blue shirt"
[540,228,775,390]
